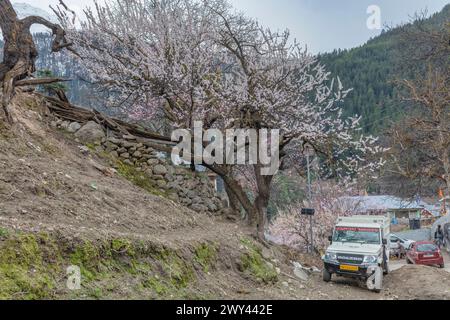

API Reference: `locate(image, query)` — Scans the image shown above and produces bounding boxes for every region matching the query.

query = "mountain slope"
[13,2,57,22]
[318,4,450,134]
[0,3,57,37]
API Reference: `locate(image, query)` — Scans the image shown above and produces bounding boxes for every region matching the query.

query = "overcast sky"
[15,0,449,53]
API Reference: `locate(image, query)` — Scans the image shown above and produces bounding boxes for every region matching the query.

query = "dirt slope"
[385,265,450,300]
[0,93,449,300]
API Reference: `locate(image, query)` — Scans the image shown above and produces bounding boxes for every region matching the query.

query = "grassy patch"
[0,233,60,299]
[88,287,103,299]
[111,238,135,257]
[85,143,97,152]
[142,276,169,296]
[0,229,203,300]
[116,161,171,198]
[0,121,13,139]
[194,243,217,273]
[70,240,102,281]
[239,238,278,284]
[155,249,195,289]
[0,228,9,238]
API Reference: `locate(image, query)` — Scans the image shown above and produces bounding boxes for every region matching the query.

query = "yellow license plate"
[340,265,359,272]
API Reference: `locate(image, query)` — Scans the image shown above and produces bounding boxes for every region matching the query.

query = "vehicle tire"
[383,258,390,275]
[440,264,445,269]
[322,268,332,282]
[380,246,388,275]
[367,270,383,293]
[383,264,390,275]
[406,258,412,264]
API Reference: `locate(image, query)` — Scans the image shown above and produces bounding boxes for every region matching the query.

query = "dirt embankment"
[1,93,449,300]
[385,265,450,300]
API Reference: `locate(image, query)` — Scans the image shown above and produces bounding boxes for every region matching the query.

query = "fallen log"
[15,77,70,87]
[37,93,173,145]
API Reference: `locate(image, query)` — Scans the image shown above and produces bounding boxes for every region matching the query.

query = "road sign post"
[306,152,314,252]
[301,208,315,253]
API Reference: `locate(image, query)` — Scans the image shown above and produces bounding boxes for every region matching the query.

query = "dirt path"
[307,260,450,300]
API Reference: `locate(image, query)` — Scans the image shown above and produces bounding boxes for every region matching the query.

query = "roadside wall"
[52,119,227,215]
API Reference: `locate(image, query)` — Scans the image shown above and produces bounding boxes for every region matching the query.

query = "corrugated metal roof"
[340,195,441,217]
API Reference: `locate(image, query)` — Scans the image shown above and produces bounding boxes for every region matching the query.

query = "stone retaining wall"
[52,119,226,215]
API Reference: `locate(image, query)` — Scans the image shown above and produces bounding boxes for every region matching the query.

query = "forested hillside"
[319,4,449,134]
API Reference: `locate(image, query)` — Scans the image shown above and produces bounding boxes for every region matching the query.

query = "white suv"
[389,234,415,251]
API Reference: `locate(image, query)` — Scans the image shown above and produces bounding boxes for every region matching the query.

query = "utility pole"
[306,153,313,253]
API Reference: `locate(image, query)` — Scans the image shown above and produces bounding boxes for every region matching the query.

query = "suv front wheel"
[322,268,332,282]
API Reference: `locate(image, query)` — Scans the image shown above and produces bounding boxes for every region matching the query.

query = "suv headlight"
[324,251,338,262]
[363,255,378,264]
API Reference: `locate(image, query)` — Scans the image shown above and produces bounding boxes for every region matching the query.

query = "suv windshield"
[333,226,380,244]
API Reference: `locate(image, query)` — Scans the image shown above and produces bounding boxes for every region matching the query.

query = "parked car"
[389,234,415,251]
[406,241,445,268]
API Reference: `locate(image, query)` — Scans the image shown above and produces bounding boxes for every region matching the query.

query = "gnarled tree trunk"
[253,164,274,242]
[0,0,70,123]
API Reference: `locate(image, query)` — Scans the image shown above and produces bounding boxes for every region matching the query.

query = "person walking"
[396,239,405,259]
[444,224,450,250]
[435,225,444,249]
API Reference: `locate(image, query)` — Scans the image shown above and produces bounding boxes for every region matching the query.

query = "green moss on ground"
[240,238,278,284]
[0,229,279,300]
[0,233,60,300]
[85,143,97,152]
[155,249,195,288]
[111,238,135,257]
[194,243,217,273]
[0,228,9,238]
[70,240,102,281]
[0,120,14,140]
[142,275,169,296]
[0,229,203,300]
[116,161,172,198]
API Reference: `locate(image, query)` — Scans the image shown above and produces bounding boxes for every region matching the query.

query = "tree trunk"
[221,174,257,224]
[0,0,70,123]
[1,58,27,123]
[203,153,276,242]
[253,163,274,241]
[225,183,242,218]
[254,194,269,241]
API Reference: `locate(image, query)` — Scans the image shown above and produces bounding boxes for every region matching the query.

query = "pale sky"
[14,0,449,53]
[16,0,94,16]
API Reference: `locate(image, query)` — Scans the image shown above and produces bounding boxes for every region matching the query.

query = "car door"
[390,235,400,250]
[396,237,406,249]
[406,243,416,263]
